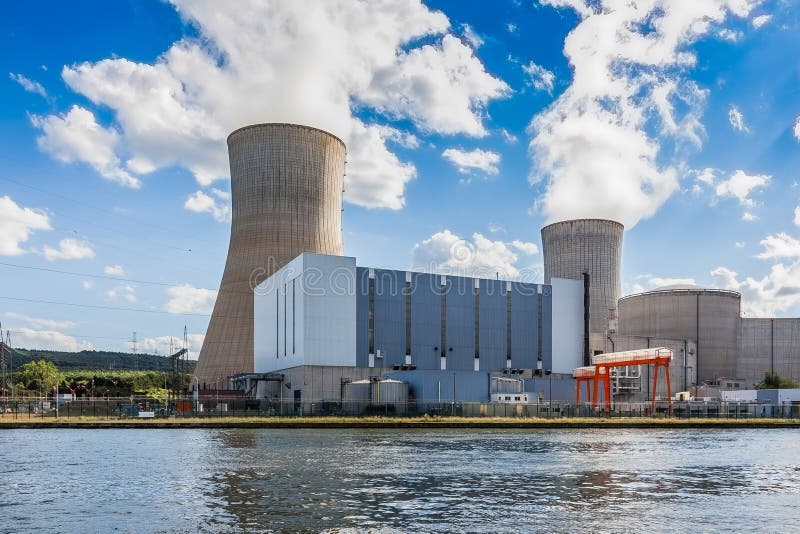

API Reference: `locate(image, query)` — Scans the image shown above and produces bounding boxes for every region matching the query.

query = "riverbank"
[1,416,799,429]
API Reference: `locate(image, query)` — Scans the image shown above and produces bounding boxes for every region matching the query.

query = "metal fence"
[1,396,799,420]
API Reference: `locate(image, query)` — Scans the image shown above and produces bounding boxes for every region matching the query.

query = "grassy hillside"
[4,347,196,373]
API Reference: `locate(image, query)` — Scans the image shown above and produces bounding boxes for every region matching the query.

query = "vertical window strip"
[368,277,375,355]
[405,280,411,356]
[474,283,480,359]
[292,278,296,355]
[440,278,446,358]
[506,285,512,361]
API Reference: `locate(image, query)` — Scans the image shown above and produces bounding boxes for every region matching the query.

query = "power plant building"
[253,252,585,404]
[194,122,799,407]
[195,124,346,388]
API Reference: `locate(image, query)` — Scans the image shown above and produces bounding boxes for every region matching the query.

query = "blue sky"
[1,0,799,356]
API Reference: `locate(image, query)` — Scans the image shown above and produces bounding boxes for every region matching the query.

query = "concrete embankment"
[1,417,799,429]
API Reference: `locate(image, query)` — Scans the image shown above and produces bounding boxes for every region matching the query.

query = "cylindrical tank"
[195,124,346,387]
[617,286,741,383]
[371,379,409,414]
[541,219,623,357]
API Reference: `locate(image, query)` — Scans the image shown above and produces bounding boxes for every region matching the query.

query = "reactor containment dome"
[194,123,346,388]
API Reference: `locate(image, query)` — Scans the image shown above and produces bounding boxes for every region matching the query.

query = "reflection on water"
[1,428,799,532]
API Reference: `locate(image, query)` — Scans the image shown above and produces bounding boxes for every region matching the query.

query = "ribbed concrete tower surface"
[195,124,346,387]
[541,219,623,359]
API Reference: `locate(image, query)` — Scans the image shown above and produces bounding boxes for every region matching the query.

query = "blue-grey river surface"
[1,428,799,532]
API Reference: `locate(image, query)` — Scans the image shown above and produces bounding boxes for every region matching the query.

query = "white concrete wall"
[301,253,357,367]
[551,277,584,374]
[254,253,357,373]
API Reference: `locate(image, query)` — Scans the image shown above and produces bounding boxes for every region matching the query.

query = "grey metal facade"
[354,269,552,373]
[541,219,623,357]
[195,124,346,387]
[739,318,800,387]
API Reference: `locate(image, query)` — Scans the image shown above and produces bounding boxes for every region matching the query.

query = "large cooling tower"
[541,219,623,361]
[194,124,345,388]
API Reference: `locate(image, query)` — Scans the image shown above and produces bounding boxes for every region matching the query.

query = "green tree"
[16,360,64,394]
[757,372,798,389]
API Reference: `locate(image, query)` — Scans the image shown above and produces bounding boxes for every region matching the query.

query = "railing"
[0,396,798,420]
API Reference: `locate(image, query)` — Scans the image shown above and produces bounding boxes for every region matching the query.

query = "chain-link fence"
[1,396,799,420]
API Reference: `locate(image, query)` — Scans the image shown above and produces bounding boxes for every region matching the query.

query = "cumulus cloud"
[11,328,93,352]
[530,0,755,228]
[751,14,772,28]
[714,169,770,207]
[742,211,758,222]
[411,230,541,281]
[41,1,507,210]
[510,240,539,255]
[522,61,555,93]
[460,23,484,48]
[735,241,746,248]
[132,333,204,359]
[713,264,800,317]
[165,284,217,315]
[714,230,800,316]
[30,105,140,188]
[717,28,743,42]
[106,284,136,303]
[103,264,126,276]
[442,147,501,175]
[728,105,748,132]
[42,238,95,261]
[755,233,800,260]
[9,72,47,97]
[794,116,800,142]
[0,195,51,255]
[794,205,800,227]
[4,312,77,330]
[184,189,231,223]
[648,276,697,289]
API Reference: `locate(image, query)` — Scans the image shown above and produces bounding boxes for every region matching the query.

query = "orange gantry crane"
[574,347,673,413]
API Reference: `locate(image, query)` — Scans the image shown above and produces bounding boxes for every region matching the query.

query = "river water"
[0,428,798,532]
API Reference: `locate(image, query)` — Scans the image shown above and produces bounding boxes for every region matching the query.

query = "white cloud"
[345,120,417,209]
[648,276,697,289]
[751,14,772,28]
[742,211,759,222]
[165,284,217,314]
[9,72,47,97]
[755,233,800,260]
[0,195,51,256]
[10,328,93,352]
[794,116,800,142]
[715,170,770,207]
[488,223,506,234]
[695,167,717,186]
[48,1,507,209]
[42,238,95,261]
[360,34,509,136]
[728,104,749,132]
[82,280,93,290]
[442,147,501,175]
[184,189,231,223]
[511,240,539,255]
[30,105,140,188]
[507,23,518,34]
[713,264,800,317]
[522,61,555,93]
[530,0,755,228]
[377,125,420,149]
[735,241,746,248]
[106,284,136,303]
[717,28,743,42]
[132,333,204,359]
[104,264,126,276]
[4,312,77,330]
[411,230,541,281]
[794,205,800,227]
[500,128,518,143]
[460,23,484,48]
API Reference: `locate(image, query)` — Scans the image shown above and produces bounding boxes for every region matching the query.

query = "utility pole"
[132,331,137,370]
